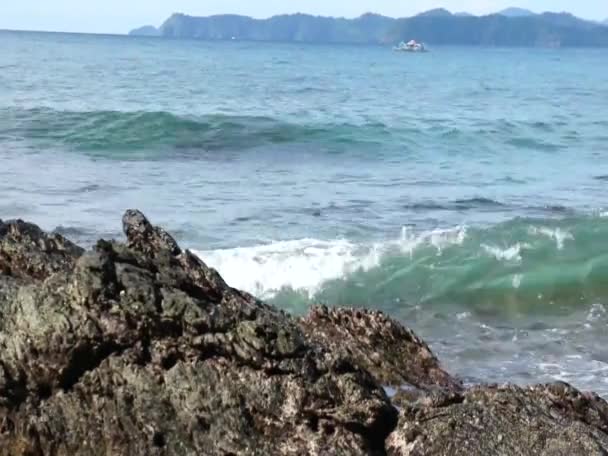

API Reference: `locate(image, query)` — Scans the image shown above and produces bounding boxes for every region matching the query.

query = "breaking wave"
[195,215,608,316]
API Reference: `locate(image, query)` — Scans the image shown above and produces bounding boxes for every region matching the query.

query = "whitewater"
[197,218,608,312]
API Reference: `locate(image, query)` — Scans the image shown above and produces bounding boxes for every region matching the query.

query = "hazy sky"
[2,1,607,34]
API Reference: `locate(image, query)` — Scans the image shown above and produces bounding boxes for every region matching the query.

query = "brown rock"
[3,211,608,456]
[0,211,397,455]
[387,382,608,455]
[300,306,461,392]
[0,218,84,280]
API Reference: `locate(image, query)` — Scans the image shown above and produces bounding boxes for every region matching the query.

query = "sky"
[1,1,607,34]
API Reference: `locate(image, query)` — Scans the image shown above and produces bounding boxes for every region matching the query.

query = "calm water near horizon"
[2,30,608,393]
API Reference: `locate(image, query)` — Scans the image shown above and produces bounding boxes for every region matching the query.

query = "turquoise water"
[2,30,608,393]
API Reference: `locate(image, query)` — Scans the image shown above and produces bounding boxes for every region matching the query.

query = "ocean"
[2,30,608,394]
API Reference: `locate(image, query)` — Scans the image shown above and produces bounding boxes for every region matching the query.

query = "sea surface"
[2,30,608,394]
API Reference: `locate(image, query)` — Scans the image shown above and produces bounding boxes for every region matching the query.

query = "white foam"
[512,274,523,289]
[194,238,373,298]
[399,226,467,256]
[529,226,574,250]
[587,303,606,322]
[481,243,529,262]
[193,226,469,298]
[457,312,472,320]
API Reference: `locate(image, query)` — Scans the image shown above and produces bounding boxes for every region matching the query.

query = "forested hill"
[130,10,608,47]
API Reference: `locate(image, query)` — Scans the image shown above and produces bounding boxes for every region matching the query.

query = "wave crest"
[3,107,583,158]
[195,216,608,316]
[3,108,389,156]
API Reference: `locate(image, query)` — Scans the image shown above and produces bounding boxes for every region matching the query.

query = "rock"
[0,211,397,455]
[3,210,608,456]
[122,209,181,256]
[300,306,461,392]
[387,382,608,455]
[0,218,84,280]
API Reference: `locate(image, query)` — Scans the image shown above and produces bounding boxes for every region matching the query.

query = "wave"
[506,137,565,152]
[405,198,506,212]
[2,107,583,158]
[2,107,388,157]
[194,215,608,317]
[402,199,579,218]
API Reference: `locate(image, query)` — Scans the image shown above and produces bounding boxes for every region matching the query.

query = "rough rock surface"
[387,382,608,455]
[0,218,84,280]
[2,211,608,456]
[300,306,461,392]
[0,211,397,455]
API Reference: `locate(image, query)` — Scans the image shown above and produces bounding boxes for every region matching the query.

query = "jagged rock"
[387,382,608,455]
[3,211,608,456]
[122,209,181,256]
[0,211,397,455]
[300,306,461,392]
[0,218,84,280]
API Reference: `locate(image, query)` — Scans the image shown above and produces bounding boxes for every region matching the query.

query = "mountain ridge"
[130,9,608,47]
[497,7,536,17]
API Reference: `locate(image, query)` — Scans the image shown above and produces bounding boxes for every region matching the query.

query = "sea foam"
[194,226,468,298]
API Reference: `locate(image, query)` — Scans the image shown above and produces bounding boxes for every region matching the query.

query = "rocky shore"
[0,210,607,455]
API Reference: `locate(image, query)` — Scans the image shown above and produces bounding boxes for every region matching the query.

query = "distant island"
[130,8,608,47]
[129,25,160,37]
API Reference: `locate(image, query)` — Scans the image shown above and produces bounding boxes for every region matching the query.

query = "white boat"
[393,40,427,52]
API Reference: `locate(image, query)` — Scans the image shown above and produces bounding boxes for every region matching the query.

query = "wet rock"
[300,306,461,392]
[387,382,608,455]
[0,211,397,455]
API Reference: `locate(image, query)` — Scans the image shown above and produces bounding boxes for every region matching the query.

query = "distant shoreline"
[0,28,128,37]
[5,28,608,50]
[128,10,608,48]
